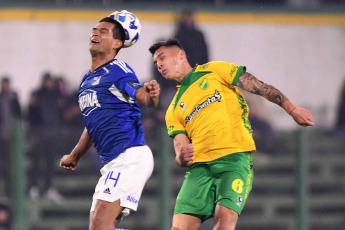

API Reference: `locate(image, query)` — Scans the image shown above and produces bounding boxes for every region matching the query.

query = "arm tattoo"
[237,71,289,107]
[174,142,181,148]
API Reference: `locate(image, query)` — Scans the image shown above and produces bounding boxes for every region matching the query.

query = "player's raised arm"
[59,127,93,170]
[136,80,160,108]
[236,70,314,127]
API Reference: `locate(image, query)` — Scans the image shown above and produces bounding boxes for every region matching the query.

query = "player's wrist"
[289,106,297,115]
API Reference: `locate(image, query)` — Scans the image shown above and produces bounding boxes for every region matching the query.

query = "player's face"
[153,46,182,81]
[89,22,118,55]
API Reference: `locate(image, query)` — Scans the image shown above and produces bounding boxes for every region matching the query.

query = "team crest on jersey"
[79,89,101,116]
[198,78,209,90]
[91,76,101,86]
[199,64,209,70]
[168,125,174,132]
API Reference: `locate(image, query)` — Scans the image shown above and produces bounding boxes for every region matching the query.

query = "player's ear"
[113,39,123,50]
[178,49,186,60]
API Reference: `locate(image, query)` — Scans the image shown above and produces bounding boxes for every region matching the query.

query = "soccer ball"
[109,10,141,48]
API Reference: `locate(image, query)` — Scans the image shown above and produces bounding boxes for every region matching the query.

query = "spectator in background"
[173,8,209,67]
[26,72,64,203]
[0,76,21,199]
[335,78,345,136]
[0,200,12,230]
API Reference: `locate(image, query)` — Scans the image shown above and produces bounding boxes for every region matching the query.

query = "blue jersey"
[78,59,146,164]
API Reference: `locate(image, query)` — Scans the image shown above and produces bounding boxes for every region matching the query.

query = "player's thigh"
[174,164,215,217]
[90,199,123,229]
[214,152,253,215]
[172,213,203,230]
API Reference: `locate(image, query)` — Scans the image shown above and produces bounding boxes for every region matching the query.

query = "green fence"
[3,123,345,230]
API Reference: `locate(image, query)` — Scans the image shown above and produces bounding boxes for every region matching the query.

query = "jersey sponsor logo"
[79,89,101,116]
[103,188,111,194]
[185,90,221,124]
[179,101,186,111]
[198,78,209,90]
[168,125,174,132]
[237,195,243,207]
[126,196,138,204]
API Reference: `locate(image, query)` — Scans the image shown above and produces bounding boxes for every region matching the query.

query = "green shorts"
[174,152,254,219]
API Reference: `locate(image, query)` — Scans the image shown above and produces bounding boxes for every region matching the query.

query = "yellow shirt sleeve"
[202,61,246,86]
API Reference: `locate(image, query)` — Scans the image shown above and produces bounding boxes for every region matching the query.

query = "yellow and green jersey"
[166,61,256,163]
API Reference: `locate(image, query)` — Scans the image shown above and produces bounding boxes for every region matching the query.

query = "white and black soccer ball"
[109,10,141,48]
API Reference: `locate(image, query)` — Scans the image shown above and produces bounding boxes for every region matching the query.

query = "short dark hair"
[149,39,184,56]
[1,77,9,84]
[99,17,126,46]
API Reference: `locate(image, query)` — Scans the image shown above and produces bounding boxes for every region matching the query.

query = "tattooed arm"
[237,71,314,127]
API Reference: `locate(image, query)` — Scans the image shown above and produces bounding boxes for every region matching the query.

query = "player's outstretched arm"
[237,71,314,127]
[59,127,93,170]
[136,80,160,108]
[173,134,194,168]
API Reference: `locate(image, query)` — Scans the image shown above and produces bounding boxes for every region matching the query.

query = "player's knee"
[214,217,237,230]
[89,214,110,230]
[214,207,238,230]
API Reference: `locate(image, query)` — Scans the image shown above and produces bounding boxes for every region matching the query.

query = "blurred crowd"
[0,72,101,229]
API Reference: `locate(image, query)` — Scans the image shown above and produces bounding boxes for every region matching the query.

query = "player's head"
[99,17,126,43]
[89,17,126,56]
[1,76,10,93]
[178,8,195,29]
[149,38,184,56]
[149,39,190,82]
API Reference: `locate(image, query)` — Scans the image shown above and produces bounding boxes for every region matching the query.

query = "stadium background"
[0,0,344,229]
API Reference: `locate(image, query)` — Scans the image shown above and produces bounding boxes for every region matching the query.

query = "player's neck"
[176,65,193,83]
[90,53,116,72]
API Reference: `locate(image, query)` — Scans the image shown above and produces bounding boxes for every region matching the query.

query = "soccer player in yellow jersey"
[149,39,314,230]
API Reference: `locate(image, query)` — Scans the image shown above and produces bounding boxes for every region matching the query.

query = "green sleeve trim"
[232,65,246,86]
[168,130,188,138]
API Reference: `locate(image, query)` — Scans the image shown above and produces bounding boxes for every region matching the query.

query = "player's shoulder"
[165,102,176,122]
[107,59,135,75]
[195,61,230,72]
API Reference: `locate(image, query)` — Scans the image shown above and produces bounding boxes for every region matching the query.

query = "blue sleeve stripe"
[125,80,143,99]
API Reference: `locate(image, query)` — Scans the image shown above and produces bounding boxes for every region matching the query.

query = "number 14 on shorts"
[105,171,121,187]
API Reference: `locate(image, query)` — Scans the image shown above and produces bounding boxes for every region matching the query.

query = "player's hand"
[144,80,160,98]
[178,144,194,168]
[59,154,79,171]
[290,107,314,127]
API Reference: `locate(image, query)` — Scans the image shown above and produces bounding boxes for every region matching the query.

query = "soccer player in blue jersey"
[59,17,160,230]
